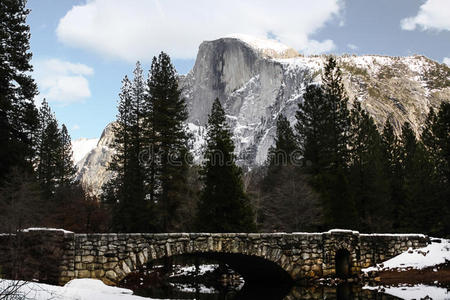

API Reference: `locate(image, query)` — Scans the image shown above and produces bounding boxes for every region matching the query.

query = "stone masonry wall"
[0,229,70,284]
[359,234,429,268]
[0,229,430,286]
[58,230,429,285]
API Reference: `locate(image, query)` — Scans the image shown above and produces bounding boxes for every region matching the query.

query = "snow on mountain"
[72,137,99,164]
[75,124,115,196]
[77,35,450,196]
[187,122,206,162]
[226,34,299,59]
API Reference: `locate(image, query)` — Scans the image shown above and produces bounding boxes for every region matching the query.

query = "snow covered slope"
[0,278,150,300]
[72,137,99,164]
[75,123,115,196]
[363,238,450,272]
[77,35,450,196]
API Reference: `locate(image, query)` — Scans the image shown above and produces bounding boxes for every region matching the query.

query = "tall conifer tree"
[58,124,77,186]
[37,100,61,199]
[0,0,39,181]
[197,99,255,232]
[295,84,327,173]
[145,52,190,232]
[268,114,297,167]
[381,120,404,230]
[105,73,150,232]
[317,57,354,228]
[349,101,390,231]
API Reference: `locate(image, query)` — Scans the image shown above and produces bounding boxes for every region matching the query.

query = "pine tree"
[268,114,298,167]
[295,84,327,173]
[434,103,450,184]
[58,124,77,186]
[348,101,390,231]
[397,122,438,232]
[0,0,39,181]
[421,103,450,235]
[104,71,150,232]
[144,52,191,232]
[314,57,354,229]
[381,119,403,230]
[321,57,351,169]
[435,103,450,236]
[36,100,62,199]
[196,99,255,232]
[294,58,355,229]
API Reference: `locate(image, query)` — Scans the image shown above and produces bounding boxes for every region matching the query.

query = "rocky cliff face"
[76,123,115,196]
[76,36,450,196]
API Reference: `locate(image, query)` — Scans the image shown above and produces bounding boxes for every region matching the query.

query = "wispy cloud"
[401,0,450,32]
[347,43,358,51]
[56,0,343,61]
[34,59,94,105]
[72,124,80,130]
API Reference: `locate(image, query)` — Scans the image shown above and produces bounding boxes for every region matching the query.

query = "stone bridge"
[0,229,429,286]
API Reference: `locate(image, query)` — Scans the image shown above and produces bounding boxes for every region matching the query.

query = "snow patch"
[364,284,450,300]
[0,279,154,300]
[72,137,99,163]
[170,282,217,294]
[227,34,298,58]
[21,227,74,234]
[363,238,450,272]
[171,264,218,277]
[187,122,206,162]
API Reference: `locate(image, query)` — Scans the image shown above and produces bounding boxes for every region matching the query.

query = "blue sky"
[26,0,450,140]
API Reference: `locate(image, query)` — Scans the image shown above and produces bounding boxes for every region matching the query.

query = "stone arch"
[105,236,295,285]
[335,248,352,278]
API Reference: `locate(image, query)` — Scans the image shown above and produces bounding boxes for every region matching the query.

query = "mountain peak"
[224,34,300,59]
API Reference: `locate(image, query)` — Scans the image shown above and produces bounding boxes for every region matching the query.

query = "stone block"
[82,255,95,263]
[77,270,91,278]
[97,256,108,264]
[104,262,118,270]
[106,270,117,281]
[91,269,105,278]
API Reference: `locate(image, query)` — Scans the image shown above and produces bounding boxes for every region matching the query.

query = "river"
[120,263,450,299]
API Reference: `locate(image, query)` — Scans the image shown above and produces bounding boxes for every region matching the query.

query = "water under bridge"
[0,229,429,286]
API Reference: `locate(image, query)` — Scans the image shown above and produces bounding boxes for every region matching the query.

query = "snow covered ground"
[0,279,157,300]
[364,284,450,300]
[361,238,450,299]
[363,238,450,272]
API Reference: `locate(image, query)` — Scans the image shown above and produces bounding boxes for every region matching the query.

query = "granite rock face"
[76,36,450,196]
[76,123,116,196]
[181,37,450,166]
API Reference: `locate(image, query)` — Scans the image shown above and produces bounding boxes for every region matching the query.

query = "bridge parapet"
[0,229,430,286]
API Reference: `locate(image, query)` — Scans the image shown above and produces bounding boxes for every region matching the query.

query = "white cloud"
[401,0,450,31]
[347,43,358,50]
[56,0,343,61]
[302,39,336,55]
[34,59,93,105]
[72,124,80,130]
[444,57,450,66]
